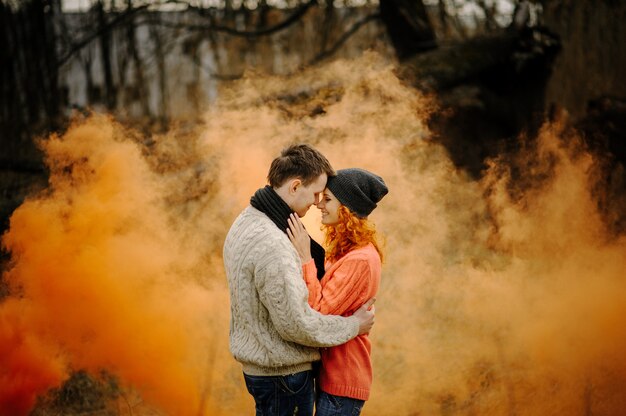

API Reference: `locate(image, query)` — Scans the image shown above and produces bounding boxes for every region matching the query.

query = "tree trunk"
[379,0,436,59]
[0,3,24,138]
[150,18,169,128]
[397,27,560,176]
[0,0,59,159]
[397,32,519,91]
[541,0,626,117]
[97,1,117,110]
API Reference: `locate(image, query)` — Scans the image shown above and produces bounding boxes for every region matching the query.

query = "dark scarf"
[250,185,325,280]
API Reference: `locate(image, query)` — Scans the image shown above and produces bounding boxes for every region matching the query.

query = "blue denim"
[243,370,315,416]
[315,391,365,416]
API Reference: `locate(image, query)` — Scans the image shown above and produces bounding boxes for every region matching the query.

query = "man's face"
[291,174,327,217]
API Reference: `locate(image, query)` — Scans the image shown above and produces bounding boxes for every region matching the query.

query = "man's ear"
[289,178,302,194]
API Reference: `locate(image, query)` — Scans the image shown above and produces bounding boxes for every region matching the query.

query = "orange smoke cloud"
[1,52,625,415]
[1,117,221,415]
[0,300,66,415]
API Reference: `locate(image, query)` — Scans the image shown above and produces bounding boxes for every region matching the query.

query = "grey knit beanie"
[326,168,388,218]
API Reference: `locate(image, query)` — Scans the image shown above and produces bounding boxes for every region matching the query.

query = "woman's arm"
[302,257,370,316]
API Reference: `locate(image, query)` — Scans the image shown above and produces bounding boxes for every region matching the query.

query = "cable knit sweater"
[223,206,360,376]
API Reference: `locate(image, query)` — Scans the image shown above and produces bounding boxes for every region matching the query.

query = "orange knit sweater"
[302,243,381,401]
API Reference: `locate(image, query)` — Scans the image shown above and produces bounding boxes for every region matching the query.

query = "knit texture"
[301,243,381,400]
[223,206,360,376]
[326,168,388,218]
[250,185,326,279]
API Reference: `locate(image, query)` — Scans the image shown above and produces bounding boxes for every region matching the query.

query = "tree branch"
[139,0,317,37]
[56,3,151,68]
[309,12,380,64]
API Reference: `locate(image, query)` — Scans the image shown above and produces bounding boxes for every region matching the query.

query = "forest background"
[1,0,625,415]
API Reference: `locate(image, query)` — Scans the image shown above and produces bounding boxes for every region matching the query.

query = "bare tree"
[379,0,437,59]
[0,0,551,156]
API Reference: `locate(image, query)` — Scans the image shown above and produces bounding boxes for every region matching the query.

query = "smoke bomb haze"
[1,52,625,415]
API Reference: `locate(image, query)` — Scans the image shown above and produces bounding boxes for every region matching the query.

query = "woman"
[287,168,388,416]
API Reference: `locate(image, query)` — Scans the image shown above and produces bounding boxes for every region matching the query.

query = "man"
[223,144,375,416]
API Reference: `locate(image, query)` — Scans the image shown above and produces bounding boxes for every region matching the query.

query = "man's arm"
[255,244,372,347]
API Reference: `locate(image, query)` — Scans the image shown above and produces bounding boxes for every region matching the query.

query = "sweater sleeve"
[302,260,320,306]
[255,242,360,348]
[302,257,371,316]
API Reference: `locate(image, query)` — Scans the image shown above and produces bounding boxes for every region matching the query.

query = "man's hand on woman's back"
[354,298,376,335]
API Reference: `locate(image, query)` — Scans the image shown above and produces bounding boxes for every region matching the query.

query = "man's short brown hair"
[267,144,335,187]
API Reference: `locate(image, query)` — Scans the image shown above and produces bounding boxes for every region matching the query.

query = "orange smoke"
[0,300,66,415]
[1,117,218,415]
[1,52,625,415]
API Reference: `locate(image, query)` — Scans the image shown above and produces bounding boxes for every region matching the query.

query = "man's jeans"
[315,391,365,416]
[244,370,314,416]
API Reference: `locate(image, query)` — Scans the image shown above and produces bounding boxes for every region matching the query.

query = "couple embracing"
[223,144,388,416]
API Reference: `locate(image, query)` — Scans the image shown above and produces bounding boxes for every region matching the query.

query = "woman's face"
[317,188,341,225]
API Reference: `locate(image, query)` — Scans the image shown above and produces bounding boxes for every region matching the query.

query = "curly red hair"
[323,205,384,264]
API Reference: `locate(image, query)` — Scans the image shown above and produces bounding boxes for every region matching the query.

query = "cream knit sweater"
[223,206,360,376]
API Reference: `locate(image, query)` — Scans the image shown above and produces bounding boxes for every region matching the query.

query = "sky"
[58,0,527,32]
[60,0,517,20]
